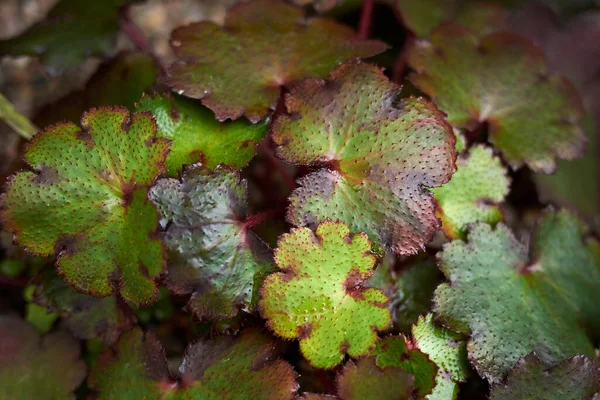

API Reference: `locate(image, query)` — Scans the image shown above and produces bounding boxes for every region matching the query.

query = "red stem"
[357,0,375,40]
[244,209,283,229]
[119,6,167,77]
[392,33,414,83]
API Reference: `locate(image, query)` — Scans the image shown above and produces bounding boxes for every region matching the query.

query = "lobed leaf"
[407,24,585,173]
[149,166,274,321]
[434,210,600,382]
[489,354,600,400]
[431,145,510,239]
[0,0,134,73]
[1,107,170,306]
[412,314,469,400]
[166,0,388,122]
[90,328,298,399]
[259,220,391,369]
[275,60,456,255]
[0,315,86,399]
[137,94,267,176]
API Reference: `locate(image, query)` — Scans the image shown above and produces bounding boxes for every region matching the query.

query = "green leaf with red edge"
[396,0,509,38]
[90,328,299,400]
[434,210,600,382]
[0,0,135,73]
[407,24,585,173]
[274,60,456,255]
[372,336,438,398]
[260,220,390,369]
[33,268,135,344]
[137,93,268,176]
[368,254,442,333]
[149,166,275,321]
[412,314,469,400]
[490,354,600,400]
[431,144,510,239]
[337,357,414,400]
[35,51,158,127]
[0,315,86,399]
[1,107,170,306]
[166,0,388,122]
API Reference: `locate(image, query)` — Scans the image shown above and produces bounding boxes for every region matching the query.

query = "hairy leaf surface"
[1,107,170,306]
[412,314,469,400]
[408,24,585,173]
[260,221,390,369]
[149,166,274,320]
[435,210,600,381]
[275,61,456,255]
[90,328,298,399]
[167,0,387,121]
[138,94,267,176]
[490,354,600,400]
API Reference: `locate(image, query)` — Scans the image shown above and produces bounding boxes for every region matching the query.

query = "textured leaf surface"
[490,354,600,400]
[412,314,469,400]
[137,94,267,176]
[275,61,456,255]
[35,52,158,127]
[368,255,442,332]
[0,0,132,72]
[396,0,508,38]
[167,0,387,122]
[91,328,298,399]
[373,336,437,397]
[407,24,585,173]
[149,166,274,320]
[435,210,600,382]
[1,107,170,306]
[0,315,86,399]
[34,268,134,344]
[337,358,413,400]
[432,145,509,238]
[260,221,390,369]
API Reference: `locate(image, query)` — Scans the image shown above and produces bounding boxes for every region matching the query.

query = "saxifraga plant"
[0,0,599,399]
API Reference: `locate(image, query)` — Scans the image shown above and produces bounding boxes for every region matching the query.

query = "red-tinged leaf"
[167,0,388,122]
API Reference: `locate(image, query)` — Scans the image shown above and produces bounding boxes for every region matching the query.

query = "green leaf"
[149,166,274,320]
[274,60,456,255]
[535,116,600,234]
[33,268,134,344]
[1,107,170,306]
[490,354,600,400]
[166,0,388,122]
[0,315,86,399]
[259,220,390,369]
[434,210,600,382]
[0,91,37,140]
[0,0,133,73]
[412,314,469,400]
[337,358,414,400]
[431,145,510,238]
[407,24,585,173]
[368,255,442,333]
[35,52,158,127]
[373,336,438,397]
[137,94,267,176]
[396,0,509,38]
[24,284,59,334]
[90,328,299,399]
